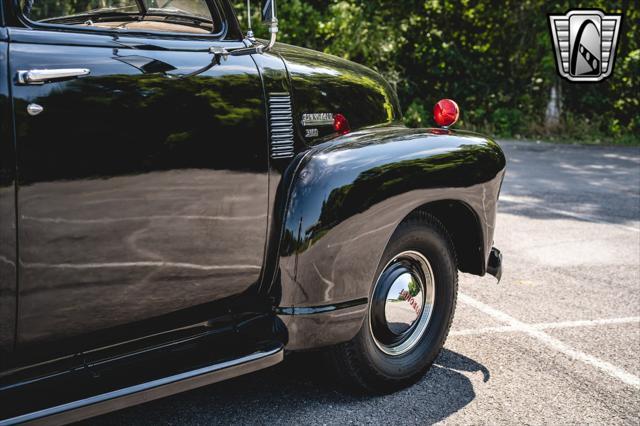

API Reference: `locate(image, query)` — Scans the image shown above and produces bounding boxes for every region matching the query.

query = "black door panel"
[0,29,17,363]
[9,29,269,362]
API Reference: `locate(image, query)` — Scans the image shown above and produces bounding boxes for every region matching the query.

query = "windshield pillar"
[135,0,147,14]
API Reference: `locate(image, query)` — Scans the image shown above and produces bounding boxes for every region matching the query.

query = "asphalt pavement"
[88,140,640,425]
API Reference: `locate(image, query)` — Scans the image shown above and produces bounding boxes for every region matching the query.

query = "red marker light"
[333,113,351,135]
[433,99,460,128]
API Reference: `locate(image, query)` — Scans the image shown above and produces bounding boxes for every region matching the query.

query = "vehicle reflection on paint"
[0,44,17,360]
[18,169,268,351]
[275,43,401,145]
[9,39,271,360]
[13,72,265,184]
[0,185,16,359]
[276,127,506,350]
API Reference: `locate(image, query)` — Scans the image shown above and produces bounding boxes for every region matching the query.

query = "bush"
[235,1,639,145]
[491,108,525,138]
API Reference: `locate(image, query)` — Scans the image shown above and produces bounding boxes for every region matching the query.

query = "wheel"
[327,212,458,393]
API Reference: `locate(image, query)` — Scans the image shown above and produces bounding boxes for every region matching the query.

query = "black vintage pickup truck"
[0,0,505,423]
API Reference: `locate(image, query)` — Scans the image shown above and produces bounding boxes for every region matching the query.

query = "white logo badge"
[548,10,622,82]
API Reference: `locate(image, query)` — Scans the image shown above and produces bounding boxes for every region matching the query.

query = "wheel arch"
[409,200,485,276]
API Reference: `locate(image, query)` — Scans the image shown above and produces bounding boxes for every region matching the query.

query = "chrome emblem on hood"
[302,113,334,127]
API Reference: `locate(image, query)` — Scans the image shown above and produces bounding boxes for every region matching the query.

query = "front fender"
[274,125,506,350]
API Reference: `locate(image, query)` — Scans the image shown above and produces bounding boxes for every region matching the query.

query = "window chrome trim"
[10,0,229,41]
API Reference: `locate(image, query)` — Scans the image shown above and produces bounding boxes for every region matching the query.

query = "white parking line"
[451,316,640,336]
[458,293,640,389]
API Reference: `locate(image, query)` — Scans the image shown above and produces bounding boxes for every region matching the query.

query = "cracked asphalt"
[88,140,640,425]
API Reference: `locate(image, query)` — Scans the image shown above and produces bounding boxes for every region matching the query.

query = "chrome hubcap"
[369,251,435,356]
[384,272,424,335]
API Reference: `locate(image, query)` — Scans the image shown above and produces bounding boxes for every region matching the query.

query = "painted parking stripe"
[459,293,640,389]
[451,316,640,336]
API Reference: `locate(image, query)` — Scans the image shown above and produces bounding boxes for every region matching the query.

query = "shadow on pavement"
[86,349,489,425]
[497,141,640,228]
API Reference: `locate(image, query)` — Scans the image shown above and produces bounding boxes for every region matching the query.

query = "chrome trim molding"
[0,345,284,426]
[276,298,369,316]
[268,93,295,159]
[301,113,334,127]
[16,68,90,85]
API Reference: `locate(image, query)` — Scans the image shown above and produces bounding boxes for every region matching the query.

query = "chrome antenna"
[246,0,255,40]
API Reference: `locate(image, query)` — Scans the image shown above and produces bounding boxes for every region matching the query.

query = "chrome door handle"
[16,68,91,85]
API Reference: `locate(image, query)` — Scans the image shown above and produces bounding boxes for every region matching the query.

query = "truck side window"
[19,0,218,34]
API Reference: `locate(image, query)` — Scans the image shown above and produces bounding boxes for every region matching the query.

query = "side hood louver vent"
[268,93,295,159]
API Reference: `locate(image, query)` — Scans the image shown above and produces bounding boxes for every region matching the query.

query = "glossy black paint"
[2,343,284,426]
[487,247,503,281]
[274,43,401,145]
[274,126,505,350]
[0,0,506,420]
[8,28,271,365]
[0,311,286,422]
[0,26,17,364]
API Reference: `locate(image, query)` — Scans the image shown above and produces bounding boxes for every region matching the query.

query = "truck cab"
[0,1,504,423]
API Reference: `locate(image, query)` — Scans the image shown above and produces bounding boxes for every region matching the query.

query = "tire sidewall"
[357,221,457,381]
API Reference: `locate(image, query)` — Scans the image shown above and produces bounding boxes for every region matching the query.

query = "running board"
[1,344,284,426]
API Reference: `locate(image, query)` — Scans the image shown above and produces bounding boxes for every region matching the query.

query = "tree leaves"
[236,0,637,143]
[25,0,640,143]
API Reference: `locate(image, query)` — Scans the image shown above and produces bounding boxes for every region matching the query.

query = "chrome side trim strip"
[1,345,284,426]
[276,298,369,315]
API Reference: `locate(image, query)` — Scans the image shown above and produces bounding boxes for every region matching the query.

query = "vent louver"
[268,94,295,159]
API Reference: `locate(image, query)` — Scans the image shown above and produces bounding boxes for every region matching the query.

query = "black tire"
[327,212,458,393]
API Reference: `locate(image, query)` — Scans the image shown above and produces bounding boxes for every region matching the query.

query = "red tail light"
[333,113,351,135]
[433,99,460,128]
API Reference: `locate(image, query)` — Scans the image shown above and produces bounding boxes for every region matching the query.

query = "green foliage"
[235,0,638,144]
[491,108,525,137]
[407,279,420,298]
[404,101,430,129]
[24,1,638,144]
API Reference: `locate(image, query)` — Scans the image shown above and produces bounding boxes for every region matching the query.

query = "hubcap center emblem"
[384,272,424,335]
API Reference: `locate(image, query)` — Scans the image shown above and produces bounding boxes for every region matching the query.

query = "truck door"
[0,21,17,368]
[7,0,269,365]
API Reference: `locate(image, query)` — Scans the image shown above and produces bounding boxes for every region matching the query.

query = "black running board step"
[1,344,284,426]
